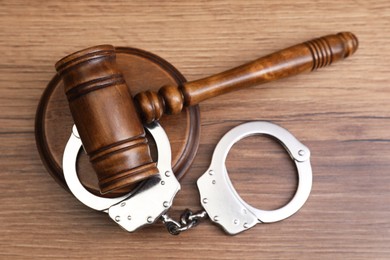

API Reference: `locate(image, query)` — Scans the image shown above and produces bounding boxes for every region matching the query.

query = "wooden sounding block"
[36,47,200,197]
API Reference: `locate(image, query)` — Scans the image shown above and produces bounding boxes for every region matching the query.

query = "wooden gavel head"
[55,45,159,194]
[56,32,358,195]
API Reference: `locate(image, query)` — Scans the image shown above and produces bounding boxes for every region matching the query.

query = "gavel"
[56,32,358,195]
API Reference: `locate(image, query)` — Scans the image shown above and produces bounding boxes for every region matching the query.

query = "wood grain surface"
[0,0,389,259]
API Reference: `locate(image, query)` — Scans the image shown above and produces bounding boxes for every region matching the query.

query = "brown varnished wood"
[135,32,358,123]
[55,45,159,194]
[36,47,200,197]
[54,32,358,195]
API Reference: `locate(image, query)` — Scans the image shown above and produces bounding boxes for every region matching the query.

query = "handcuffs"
[63,121,312,235]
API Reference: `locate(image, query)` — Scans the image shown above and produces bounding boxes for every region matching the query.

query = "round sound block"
[36,47,200,197]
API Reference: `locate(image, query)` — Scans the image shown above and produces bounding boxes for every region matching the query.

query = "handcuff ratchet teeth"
[63,121,312,235]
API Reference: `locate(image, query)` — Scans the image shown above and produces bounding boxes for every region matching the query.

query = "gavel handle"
[135,32,358,123]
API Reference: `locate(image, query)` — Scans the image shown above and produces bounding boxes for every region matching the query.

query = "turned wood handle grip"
[135,32,358,123]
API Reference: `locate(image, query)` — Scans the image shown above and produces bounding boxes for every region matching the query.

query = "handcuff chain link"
[161,209,208,235]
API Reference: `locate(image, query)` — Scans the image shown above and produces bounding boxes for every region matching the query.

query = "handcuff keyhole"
[226,135,298,211]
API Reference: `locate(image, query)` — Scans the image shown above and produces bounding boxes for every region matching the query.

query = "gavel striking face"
[56,32,358,195]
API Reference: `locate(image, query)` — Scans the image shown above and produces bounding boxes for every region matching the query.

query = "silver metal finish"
[63,125,131,212]
[63,122,180,232]
[64,120,311,235]
[161,209,208,235]
[108,123,180,232]
[197,121,312,235]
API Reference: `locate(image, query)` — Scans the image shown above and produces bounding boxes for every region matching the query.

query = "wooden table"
[1,1,389,259]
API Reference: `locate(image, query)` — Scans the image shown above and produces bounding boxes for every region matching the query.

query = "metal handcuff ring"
[63,122,180,232]
[63,121,312,235]
[197,121,312,235]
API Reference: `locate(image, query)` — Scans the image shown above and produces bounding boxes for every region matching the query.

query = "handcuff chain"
[160,209,208,235]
